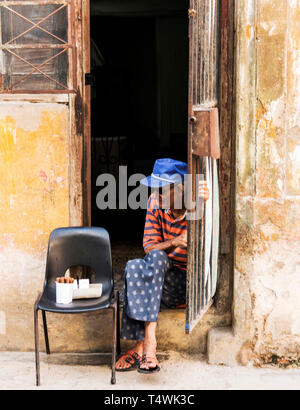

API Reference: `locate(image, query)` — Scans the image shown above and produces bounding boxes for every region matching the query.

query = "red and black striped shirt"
[143,194,187,270]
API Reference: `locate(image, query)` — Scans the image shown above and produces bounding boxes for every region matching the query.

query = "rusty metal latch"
[191,109,220,159]
[188,9,197,18]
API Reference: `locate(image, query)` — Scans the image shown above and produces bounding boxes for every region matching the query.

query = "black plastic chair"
[34,227,120,386]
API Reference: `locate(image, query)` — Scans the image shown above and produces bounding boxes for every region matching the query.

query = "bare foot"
[116,342,143,371]
[140,337,159,370]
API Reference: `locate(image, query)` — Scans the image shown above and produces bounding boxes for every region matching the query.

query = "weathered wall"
[0,102,70,349]
[0,100,114,353]
[208,0,300,366]
[251,0,300,363]
[0,100,112,353]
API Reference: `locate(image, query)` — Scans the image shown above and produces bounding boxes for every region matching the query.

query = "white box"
[73,284,102,300]
[79,279,90,290]
[56,282,74,304]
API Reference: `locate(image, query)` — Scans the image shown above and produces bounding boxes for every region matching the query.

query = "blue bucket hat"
[140,158,188,188]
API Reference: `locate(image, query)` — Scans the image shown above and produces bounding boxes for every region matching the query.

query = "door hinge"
[85,73,96,86]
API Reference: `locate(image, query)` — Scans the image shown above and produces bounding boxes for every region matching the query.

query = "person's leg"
[118,250,174,371]
[160,266,187,308]
[139,321,159,370]
[116,307,145,370]
[139,266,186,371]
[116,260,145,370]
[117,250,171,370]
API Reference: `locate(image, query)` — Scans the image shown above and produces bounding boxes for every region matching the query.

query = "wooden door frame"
[70,0,91,227]
[216,0,235,314]
[82,0,92,227]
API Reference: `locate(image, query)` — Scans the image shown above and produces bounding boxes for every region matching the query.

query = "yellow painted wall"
[0,103,70,348]
[0,104,69,253]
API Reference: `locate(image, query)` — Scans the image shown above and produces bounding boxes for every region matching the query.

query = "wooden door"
[186,0,221,333]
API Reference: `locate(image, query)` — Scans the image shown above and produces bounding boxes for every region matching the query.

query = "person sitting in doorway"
[116,158,210,373]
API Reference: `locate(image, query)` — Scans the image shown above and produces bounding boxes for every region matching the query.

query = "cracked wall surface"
[232,0,300,365]
[209,0,300,367]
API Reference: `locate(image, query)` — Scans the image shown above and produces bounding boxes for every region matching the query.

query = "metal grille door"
[186,0,221,333]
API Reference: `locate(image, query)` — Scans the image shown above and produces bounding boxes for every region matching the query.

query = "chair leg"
[34,305,40,387]
[111,301,117,385]
[116,291,121,356]
[42,310,50,355]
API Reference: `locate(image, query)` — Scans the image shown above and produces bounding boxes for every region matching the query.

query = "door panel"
[186,0,220,334]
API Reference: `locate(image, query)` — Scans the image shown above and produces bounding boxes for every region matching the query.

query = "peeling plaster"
[209,0,300,366]
[0,104,69,253]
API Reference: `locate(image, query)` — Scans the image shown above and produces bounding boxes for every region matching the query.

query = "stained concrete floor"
[2,351,300,390]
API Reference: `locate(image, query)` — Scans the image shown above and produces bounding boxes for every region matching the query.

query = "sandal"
[116,350,141,372]
[138,354,161,374]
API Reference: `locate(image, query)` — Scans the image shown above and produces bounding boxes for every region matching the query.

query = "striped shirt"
[143,194,188,270]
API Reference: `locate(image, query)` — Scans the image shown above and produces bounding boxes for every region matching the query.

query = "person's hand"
[199,181,210,202]
[172,232,187,248]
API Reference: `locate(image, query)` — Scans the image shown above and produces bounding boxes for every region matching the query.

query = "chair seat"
[38,289,112,314]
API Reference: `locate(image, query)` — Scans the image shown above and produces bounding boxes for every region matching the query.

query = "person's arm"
[143,182,209,255]
[143,194,188,255]
[145,231,187,255]
[143,196,164,252]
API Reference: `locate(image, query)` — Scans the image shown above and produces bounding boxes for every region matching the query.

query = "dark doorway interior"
[90,2,189,281]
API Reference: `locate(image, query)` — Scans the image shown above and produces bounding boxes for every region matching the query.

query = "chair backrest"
[44,227,113,296]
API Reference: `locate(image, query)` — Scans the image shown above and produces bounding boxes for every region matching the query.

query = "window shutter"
[0,0,76,93]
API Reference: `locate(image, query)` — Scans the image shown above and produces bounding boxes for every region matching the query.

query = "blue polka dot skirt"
[121,250,186,341]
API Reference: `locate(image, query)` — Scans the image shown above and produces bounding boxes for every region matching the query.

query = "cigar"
[56,277,74,284]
